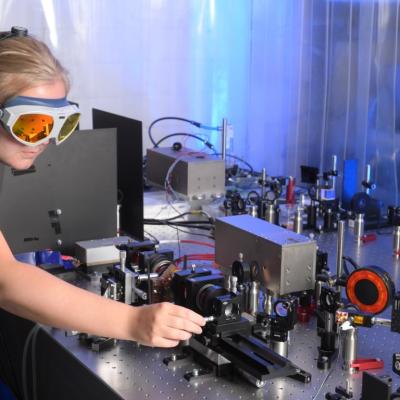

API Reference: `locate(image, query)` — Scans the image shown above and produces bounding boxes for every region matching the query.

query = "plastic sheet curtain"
[1,0,400,206]
[0,0,251,161]
[250,0,400,206]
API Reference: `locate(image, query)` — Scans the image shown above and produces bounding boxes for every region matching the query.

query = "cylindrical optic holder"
[393,226,400,257]
[341,324,358,372]
[354,213,364,243]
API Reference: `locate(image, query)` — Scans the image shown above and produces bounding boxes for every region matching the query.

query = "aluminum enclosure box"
[146,147,225,201]
[215,215,317,295]
[75,236,131,266]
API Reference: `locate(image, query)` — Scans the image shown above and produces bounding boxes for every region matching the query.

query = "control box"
[75,236,132,266]
[146,147,225,201]
[215,215,317,295]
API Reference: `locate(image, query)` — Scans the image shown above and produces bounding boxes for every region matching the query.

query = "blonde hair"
[0,34,69,104]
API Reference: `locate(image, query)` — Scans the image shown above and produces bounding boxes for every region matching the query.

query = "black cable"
[175,226,181,258]
[147,221,213,229]
[22,324,40,400]
[171,220,212,225]
[312,330,343,400]
[145,211,212,222]
[342,256,359,270]
[150,123,254,175]
[143,230,160,244]
[246,190,260,204]
[31,326,41,400]
[340,303,361,312]
[179,211,210,220]
[148,117,203,147]
[214,153,254,174]
[144,220,214,239]
[167,223,212,231]
[312,355,338,399]
[144,220,213,231]
[342,258,350,277]
[171,225,214,240]
[144,219,212,225]
[154,132,216,153]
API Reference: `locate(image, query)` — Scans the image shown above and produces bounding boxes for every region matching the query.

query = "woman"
[0,29,204,348]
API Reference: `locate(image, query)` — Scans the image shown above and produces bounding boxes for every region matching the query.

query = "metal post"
[230,275,238,294]
[365,164,371,195]
[354,213,364,243]
[332,155,337,191]
[336,220,345,294]
[271,340,288,358]
[265,204,276,224]
[221,118,228,161]
[248,281,259,316]
[249,204,258,218]
[294,206,303,234]
[120,250,127,272]
[394,226,400,257]
[260,168,266,200]
[341,324,358,373]
[263,289,273,315]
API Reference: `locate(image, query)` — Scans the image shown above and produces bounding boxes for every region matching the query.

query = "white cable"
[163,150,204,213]
[312,328,343,400]
[22,324,41,400]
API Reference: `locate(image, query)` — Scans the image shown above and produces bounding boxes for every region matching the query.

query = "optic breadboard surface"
[49,213,400,399]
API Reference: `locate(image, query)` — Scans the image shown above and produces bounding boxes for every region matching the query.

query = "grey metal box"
[75,236,131,266]
[215,215,316,295]
[146,147,225,201]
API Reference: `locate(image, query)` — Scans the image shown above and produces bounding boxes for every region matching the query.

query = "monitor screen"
[0,128,118,255]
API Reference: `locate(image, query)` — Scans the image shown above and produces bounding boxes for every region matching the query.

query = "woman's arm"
[0,232,205,347]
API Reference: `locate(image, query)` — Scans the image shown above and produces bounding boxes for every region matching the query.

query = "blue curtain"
[249,0,400,206]
[1,0,399,205]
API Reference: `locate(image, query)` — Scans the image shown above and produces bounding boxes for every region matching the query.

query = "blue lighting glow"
[188,1,251,155]
[41,0,58,48]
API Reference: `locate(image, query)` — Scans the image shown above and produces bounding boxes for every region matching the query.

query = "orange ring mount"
[346,266,395,314]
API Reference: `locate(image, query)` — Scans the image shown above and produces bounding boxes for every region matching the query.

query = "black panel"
[0,129,118,255]
[0,310,122,400]
[92,109,144,240]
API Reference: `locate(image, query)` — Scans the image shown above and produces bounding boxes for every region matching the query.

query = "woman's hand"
[131,302,205,347]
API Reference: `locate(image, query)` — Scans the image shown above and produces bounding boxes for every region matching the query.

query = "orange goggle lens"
[58,113,80,143]
[12,114,54,144]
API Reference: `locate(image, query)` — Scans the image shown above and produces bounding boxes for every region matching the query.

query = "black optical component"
[360,372,392,400]
[11,26,28,37]
[170,267,212,306]
[232,260,251,284]
[138,249,174,273]
[273,297,298,330]
[196,284,240,320]
[300,165,319,184]
[0,26,28,41]
[223,192,247,215]
[171,267,241,324]
[316,250,329,275]
[320,286,341,314]
[231,259,260,285]
[391,292,400,334]
[388,206,400,226]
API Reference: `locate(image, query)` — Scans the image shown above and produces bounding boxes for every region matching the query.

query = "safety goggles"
[0,96,80,147]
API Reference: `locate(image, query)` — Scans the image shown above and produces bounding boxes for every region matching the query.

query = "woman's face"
[0,79,67,170]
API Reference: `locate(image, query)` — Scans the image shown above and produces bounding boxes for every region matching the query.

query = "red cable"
[179,240,215,248]
[174,253,215,265]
